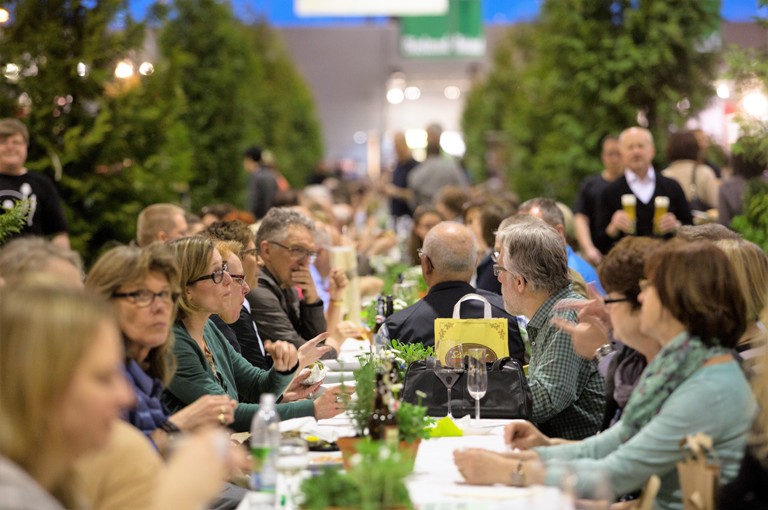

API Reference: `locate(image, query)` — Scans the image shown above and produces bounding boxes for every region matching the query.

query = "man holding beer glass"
[594,127,692,254]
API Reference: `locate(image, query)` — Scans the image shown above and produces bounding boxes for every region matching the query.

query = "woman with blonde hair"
[719,344,768,509]
[714,238,768,355]
[0,285,237,510]
[164,236,344,432]
[86,243,237,453]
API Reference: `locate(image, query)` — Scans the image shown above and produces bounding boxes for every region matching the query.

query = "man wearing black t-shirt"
[573,135,623,265]
[594,127,692,255]
[0,118,69,248]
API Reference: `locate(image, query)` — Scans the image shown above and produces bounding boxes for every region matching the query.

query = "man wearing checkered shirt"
[496,215,604,440]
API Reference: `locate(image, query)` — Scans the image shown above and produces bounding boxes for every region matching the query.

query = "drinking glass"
[276,438,309,510]
[467,348,488,422]
[433,339,464,418]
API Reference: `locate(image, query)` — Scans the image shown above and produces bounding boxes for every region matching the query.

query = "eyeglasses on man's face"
[112,289,180,307]
[493,264,511,277]
[268,240,317,264]
[188,262,229,285]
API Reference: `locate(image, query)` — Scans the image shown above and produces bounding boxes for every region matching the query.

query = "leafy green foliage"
[731,179,768,252]
[0,200,31,243]
[463,0,721,204]
[389,339,434,367]
[300,439,413,510]
[395,401,433,443]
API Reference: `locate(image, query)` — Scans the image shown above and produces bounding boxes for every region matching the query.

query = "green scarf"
[619,331,729,442]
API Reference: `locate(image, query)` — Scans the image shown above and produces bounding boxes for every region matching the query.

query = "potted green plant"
[337,352,432,468]
[300,439,413,510]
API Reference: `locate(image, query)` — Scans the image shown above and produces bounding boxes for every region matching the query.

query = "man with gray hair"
[136,203,189,247]
[250,207,339,356]
[380,221,525,364]
[497,215,604,439]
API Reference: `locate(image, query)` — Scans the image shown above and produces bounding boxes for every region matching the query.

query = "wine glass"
[434,339,464,418]
[276,438,309,510]
[467,348,488,422]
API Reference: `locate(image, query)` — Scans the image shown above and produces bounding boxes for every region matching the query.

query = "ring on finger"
[218,413,227,426]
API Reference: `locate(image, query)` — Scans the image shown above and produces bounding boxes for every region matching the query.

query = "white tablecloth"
[237,418,565,509]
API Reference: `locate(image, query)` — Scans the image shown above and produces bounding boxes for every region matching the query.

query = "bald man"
[378,221,525,365]
[594,127,692,254]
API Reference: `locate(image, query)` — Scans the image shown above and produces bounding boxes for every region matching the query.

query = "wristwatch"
[594,343,614,362]
[510,460,526,486]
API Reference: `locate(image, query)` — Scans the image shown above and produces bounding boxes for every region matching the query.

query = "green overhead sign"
[400,0,485,59]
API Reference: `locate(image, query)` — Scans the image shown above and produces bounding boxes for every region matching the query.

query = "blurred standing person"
[661,131,719,211]
[384,132,418,219]
[595,127,692,254]
[244,146,277,221]
[692,128,722,178]
[0,118,69,248]
[407,123,468,209]
[718,141,768,228]
[573,135,623,266]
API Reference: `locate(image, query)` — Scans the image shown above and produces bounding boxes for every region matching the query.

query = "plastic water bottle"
[250,393,280,508]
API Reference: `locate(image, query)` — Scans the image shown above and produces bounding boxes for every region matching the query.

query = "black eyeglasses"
[268,240,317,263]
[188,262,229,285]
[112,289,180,307]
[493,264,510,277]
[229,273,246,286]
[603,296,631,305]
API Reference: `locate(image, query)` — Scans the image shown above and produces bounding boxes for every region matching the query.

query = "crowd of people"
[1,114,767,510]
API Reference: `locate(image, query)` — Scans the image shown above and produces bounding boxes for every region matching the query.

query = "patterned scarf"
[620,332,729,441]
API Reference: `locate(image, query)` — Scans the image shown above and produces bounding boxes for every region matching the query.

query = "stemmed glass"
[433,339,464,418]
[467,348,488,423]
[276,438,309,510]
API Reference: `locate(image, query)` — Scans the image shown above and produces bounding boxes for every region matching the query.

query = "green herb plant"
[300,439,413,510]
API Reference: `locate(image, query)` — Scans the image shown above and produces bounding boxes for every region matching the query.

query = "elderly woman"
[0,285,236,510]
[454,241,755,510]
[164,236,343,432]
[86,244,238,453]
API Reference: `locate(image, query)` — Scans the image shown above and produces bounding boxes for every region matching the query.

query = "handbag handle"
[452,293,492,319]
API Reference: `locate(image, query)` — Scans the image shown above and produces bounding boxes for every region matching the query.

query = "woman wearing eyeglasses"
[165,236,344,433]
[86,244,237,454]
[455,240,756,510]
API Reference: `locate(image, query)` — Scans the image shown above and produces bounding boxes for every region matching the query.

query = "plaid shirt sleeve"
[528,316,584,423]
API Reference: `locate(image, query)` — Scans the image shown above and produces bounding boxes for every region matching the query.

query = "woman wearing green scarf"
[454,240,756,510]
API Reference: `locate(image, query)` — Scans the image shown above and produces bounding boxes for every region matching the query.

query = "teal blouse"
[534,361,756,510]
[164,320,315,432]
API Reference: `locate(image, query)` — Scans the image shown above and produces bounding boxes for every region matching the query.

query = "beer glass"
[621,194,636,234]
[653,196,669,235]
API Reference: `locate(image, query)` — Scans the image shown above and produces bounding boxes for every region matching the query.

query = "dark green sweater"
[164,320,315,432]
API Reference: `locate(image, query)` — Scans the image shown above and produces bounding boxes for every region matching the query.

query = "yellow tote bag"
[434,293,509,364]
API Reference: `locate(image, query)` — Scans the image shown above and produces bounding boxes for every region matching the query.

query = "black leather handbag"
[401,357,532,420]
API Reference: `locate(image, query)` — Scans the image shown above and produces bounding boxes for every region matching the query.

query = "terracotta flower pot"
[336,437,421,471]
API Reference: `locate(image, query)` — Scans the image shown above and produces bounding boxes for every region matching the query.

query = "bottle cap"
[259,393,276,407]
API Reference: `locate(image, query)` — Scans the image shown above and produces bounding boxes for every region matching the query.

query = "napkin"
[280,417,339,443]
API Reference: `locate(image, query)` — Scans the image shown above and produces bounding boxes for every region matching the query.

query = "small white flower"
[350,453,362,466]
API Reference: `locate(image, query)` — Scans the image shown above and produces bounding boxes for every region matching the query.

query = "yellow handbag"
[434,293,509,364]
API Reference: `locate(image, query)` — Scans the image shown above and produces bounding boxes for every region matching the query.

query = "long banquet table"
[236,414,565,510]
